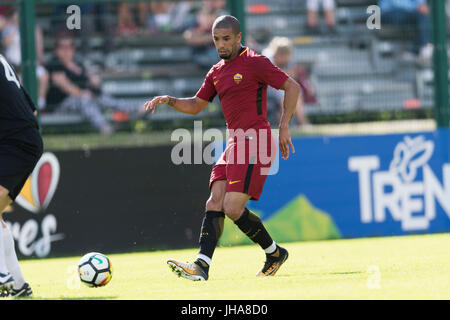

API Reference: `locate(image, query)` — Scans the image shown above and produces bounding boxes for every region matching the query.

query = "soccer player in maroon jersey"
[144,15,300,281]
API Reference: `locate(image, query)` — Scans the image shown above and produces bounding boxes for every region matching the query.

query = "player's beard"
[218,50,231,60]
[218,45,238,60]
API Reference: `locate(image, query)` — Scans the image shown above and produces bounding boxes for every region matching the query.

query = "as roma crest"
[233,73,243,84]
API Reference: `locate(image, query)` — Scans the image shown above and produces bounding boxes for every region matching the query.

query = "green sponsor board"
[219,195,341,246]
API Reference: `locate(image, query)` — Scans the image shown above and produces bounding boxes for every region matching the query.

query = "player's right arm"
[145,67,216,115]
[144,95,209,115]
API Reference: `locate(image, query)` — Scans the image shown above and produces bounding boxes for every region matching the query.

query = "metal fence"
[245,0,448,126]
[1,0,448,134]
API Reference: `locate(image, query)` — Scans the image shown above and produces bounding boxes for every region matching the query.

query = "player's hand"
[144,95,170,114]
[278,126,295,160]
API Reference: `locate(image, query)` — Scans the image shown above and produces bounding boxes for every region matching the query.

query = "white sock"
[2,226,25,289]
[264,241,277,255]
[196,253,211,266]
[0,226,9,274]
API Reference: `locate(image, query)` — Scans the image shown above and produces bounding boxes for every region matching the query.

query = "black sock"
[234,208,274,250]
[197,210,225,268]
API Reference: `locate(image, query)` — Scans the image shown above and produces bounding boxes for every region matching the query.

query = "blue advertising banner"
[220,129,450,245]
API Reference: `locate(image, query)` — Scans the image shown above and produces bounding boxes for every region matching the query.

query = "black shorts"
[0,127,43,201]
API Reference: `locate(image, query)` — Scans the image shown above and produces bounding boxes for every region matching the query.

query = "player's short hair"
[212,15,240,35]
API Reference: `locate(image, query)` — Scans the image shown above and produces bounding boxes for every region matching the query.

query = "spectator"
[202,0,227,15]
[0,9,20,67]
[117,2,140,35]
[262,37,314,128]
[306,0,336,34]
[183,7,219,68]
[46,34,139,134]
[79,4,114,54]
[0,6,9,33]
[379,0,432,62]
[147,1,196,33]
[148,1,172,32]
[51,4,113,54]
[117,1,194,35]
[1,8,49,110]
[170,1,197,32]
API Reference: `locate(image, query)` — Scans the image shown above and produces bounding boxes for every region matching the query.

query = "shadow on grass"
[19,296,119,300]
[60,296,118,300]
[329,271,363,275]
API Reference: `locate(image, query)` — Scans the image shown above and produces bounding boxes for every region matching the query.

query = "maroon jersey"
[196,46,289,130]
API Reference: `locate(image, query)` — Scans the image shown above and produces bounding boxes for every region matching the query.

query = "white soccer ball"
[78,252,113,287]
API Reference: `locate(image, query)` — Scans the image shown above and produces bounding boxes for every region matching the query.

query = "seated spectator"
[117,1,194,35]
[0,9,20,67]
[117,2,140,35]
[51,4,113,54]
[46,34,139,134]
[0,6,9,32]
[202,0,227,15]
[183,7,219,68]
[379,0,432,62]
[146,1,196,33]
[306,0,336,34]
[1,8,49,110]
[148,1,172,32]
[79,4,113,54]
[262,37,316,128]
[170,1,197,32]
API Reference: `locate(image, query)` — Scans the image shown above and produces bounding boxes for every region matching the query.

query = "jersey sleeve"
[252,56,289,90]
[195,67,217,102]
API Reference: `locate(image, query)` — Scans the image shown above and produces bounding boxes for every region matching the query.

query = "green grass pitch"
[8,233,450,300]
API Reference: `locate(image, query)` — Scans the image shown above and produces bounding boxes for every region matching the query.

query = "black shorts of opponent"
[0,127,43,201]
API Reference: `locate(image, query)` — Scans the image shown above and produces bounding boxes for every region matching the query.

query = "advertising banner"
[220,129,450,245]
[5,129,450,258]
[4,146,212,258]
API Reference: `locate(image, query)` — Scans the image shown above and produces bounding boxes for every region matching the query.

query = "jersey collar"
[224,46,248,64]
[238,46,248,56]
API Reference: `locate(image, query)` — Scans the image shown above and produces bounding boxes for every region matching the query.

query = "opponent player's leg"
[0,184,32,297]
[0,218,31,297]
[0,185,15,292]
[223,192,288,277]
[167,180,227,281]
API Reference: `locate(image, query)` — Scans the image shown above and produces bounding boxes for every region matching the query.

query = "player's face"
[212,27,241,60]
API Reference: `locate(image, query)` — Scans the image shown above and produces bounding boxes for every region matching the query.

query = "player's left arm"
[278,77,301,160]
[253,55,300,160]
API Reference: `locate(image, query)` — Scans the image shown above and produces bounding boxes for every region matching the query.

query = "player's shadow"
[329,271,363,275]
[60,296,118,300]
